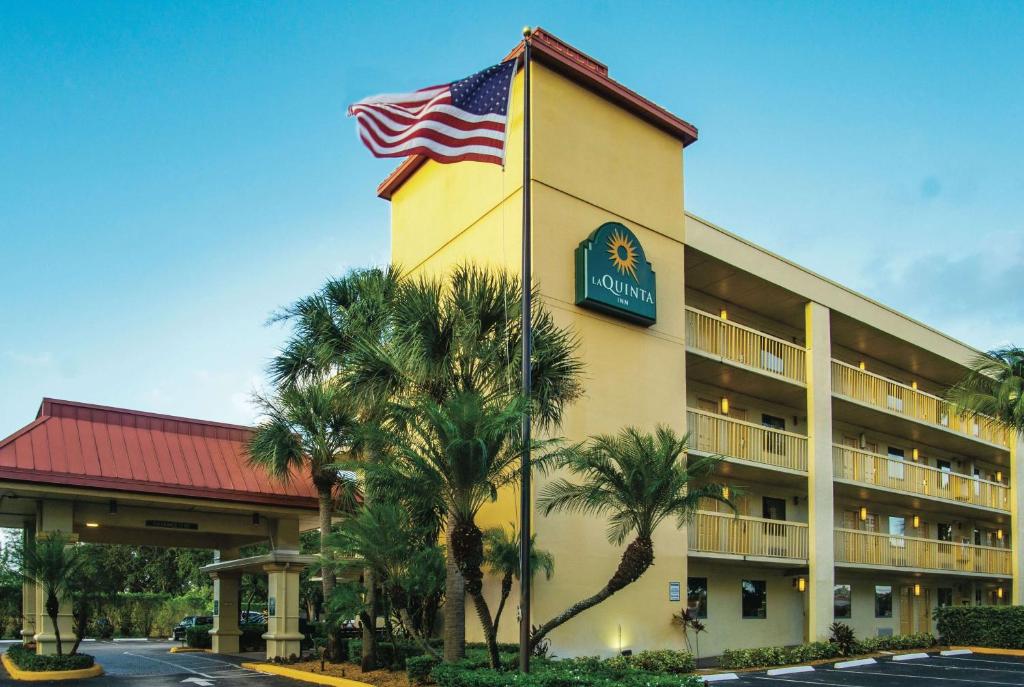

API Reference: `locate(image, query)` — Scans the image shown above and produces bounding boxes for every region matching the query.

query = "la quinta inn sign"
[575,222,657,326]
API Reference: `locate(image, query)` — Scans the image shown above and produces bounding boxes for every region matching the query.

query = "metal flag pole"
[518,25,533,674]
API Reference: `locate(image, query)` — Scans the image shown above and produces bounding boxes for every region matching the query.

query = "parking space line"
[904,661,1024,674]
[941,656,1024,666]
[751,676,875,687]
[840,668,1022,685]
[122,651,215,679]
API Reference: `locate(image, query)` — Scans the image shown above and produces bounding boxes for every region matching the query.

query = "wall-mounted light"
[720,397,730,415]
[722,486,731,500]
[860,507,868,522]
[914,583,921,597]
[859,433,867,449]
[997,471,1003,483]
[913,515,920,529]
[252,512,261,525]
[911,381,918,390]
[998,587,1005,600]
[912,448,919,461]
[859,361,867,371]
[796,577,807,592]
[720,309,728,320]
[85,522,99,528]
[997,529,1004,541]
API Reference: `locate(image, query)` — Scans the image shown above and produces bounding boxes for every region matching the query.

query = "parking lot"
[720,652,1024,687]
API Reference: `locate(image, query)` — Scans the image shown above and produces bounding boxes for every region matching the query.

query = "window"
[687,577,708,619]
[938,523,953,542]
[762,414,786,455]
[760,348,785,375]
[834,584,852,619]
[938,588,954,608]
[936,459,952,490]
[889,516,906,547]
[742,580,767,619]
[886,385,904,412]
[888,447,905,480]
[875,585,893,618]
[762,497,787,521]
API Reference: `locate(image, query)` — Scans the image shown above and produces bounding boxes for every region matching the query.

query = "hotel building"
[379,29,1020,658]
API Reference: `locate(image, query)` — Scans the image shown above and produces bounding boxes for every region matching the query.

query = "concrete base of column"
[211,629,242,654]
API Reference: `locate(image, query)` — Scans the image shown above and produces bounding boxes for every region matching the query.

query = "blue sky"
[1,2,1022,437]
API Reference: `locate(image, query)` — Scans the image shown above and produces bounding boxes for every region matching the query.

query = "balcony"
[833,445,1010,513]
[689,408,808,473]
[686,307,806,385]
[835,528,1011,577]
[689,510,808,562]
[831,360,1011,450]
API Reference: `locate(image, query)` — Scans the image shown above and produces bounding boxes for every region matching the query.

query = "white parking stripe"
[751,676,874,687]
[122,652,215,679]
[841,668,1022,685]
[893,661,1024,674]
[941,656,1024,666]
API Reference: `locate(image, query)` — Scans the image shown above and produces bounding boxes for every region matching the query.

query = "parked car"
[172,615,213,641]
[240,611,266,624]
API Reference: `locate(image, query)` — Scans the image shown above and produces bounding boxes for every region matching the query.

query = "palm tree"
[21,531,84,655]
[482,525,553,638]
[946,347,1024,433]
[348,264,583,664]
[530,426,730,649]
[247,380,360,655]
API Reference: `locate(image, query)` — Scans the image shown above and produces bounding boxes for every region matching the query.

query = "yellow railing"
[685,307,806,384]
[835,528,1011,576]
[831,360,1011,448]
[832,445,1010,511]
[689,510,808,560]
[688,409,808,472]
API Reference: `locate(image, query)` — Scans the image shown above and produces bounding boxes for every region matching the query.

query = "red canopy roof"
[0,399,318,509]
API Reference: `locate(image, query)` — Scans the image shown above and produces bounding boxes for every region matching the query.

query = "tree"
[530,426,729,649]
[349,264,583,665]
[20,532,84,655]
[482,525,553,638]
[946,347,1024,433]
[67,545,118,654]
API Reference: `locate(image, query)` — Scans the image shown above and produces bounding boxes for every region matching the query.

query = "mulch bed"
[287,660,411,687]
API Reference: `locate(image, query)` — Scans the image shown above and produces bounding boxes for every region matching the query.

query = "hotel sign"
[575,222,656,326]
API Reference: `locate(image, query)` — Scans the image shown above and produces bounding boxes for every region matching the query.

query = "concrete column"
[34,500,76,655]
[1011,433,1024,604]
[210,572,242,653]
[270,518,300,552]
[20,523,36,641]
[805,302,835,642]
[263,563,303,660]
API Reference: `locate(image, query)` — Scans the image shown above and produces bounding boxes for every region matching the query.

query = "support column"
[210,572,242,653]
[1011,433,1023,604]
[263,564,302,660]
[20,523,36,642]
[34,501,76,655]
[805,302,835,642]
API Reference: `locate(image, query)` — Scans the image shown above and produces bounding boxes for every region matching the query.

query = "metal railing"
[832,445,1009,511]
[685,307,806,384]
[689,510,808,560]
[835,528,1011,576]
[688,408,808,472]
[831,360,1011,448]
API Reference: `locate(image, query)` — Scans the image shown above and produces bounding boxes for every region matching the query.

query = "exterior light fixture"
[912,448,919,461]
[913,515,920,529]
[997,471,1003,483]
[719,309,728,320]
[911,381,918,390]
[859,361,866,371]
[252,512,261,525]
[720,397,730,415]
[998,587,1005,600]
[722,486,731,500]
[85,522,99,528]
[860,507,868,522]
[997,529,1004,540]
[796,577,807,592]
[914,583,921,597]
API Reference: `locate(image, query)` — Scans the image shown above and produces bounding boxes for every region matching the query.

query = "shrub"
[408,654,441,684]
[856,632,936,653]
[431,662,703,687]
[604,649,695,674]
[347,639,425,669]
[936,606,1024,648]
[6,645,95,672]
[185,624,213,649]
[829,622,857,656]
[720,632,936,670]
[240,623,267,652]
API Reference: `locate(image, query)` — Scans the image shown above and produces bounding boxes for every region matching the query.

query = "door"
[900,587,932,634]
[936,459,952,497]
[695,399,718,452]
[762,414,786,457]
[762,497,787,557]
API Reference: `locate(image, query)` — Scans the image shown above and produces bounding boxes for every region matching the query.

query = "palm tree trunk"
[398,607,441,659]
[530,535,653,649]
[450,518,499,668]
[467,589,500,668]
[442,515,465,663]
[317,486,337,659]
[361,567,378,671]
[46,595,62,656]
[492,573,513,638]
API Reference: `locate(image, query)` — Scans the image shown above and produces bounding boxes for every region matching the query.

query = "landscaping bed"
[717,631,937,671]
[5,645,95,672]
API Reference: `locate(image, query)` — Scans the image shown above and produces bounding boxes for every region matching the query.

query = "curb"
[169,647,213,654]
[703,672,739,682]
[940,649,972,656]
[957,647,1024,657]
[892,652,929,662]
[1,653,104,682]
[835,658,877,669]
[241,662,374,687]
[766,666,814,676]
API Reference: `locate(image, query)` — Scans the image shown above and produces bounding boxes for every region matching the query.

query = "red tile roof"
[0,399,318,509]
[377,27,698,200]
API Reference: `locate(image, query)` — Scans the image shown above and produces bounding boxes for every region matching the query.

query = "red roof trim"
[377,27,698,200]
[38,398,255,432]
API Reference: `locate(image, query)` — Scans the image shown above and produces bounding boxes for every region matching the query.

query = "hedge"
[720,633,936,670]
[6,645,95,672]
[431,661,703,687]
[185,624,213,649]
[936,606,1024,648]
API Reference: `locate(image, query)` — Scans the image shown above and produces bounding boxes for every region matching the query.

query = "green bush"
[408,654,441,684]
[936,606,1024,648]
[348,639,426,669]
[6,645,95,672]
[720,633,936,670]
[604,649,695,674]
[240,623,268,652]
[431,661,703,687]
[856,632,936,653]
[185,624,213,649]
[829,622,857,656]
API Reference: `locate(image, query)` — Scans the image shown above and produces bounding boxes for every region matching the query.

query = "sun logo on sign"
[606,229,640,282]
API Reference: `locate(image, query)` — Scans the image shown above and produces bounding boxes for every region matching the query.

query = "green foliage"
[604,649,695,674]
[946,347,1024,433]
[828,622,857,656]
[118,592,170,637]
[6,644,94,672]
[152,590,213,638]
[935,606,1024,647]
[719,633,937,669]
[185,624,213,649]
[855,633,936,653]
[348,639,427,670]
[430,659,704,687]
[407,654,441,684]
[240,623,268,652]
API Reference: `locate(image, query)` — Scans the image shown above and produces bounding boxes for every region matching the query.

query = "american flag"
[348,60,517,166]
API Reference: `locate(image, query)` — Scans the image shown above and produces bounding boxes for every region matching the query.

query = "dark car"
[172,615,213,641]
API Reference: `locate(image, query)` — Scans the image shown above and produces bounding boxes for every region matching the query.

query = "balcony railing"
[833,445,1010,511]
[685,307,806,384]
[835,528,1011,576]
[831,360,1011,448]
[688,408,808,472]
[689,510,808,561]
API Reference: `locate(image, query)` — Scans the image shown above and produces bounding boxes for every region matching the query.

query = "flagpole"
[518,25,533,675]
